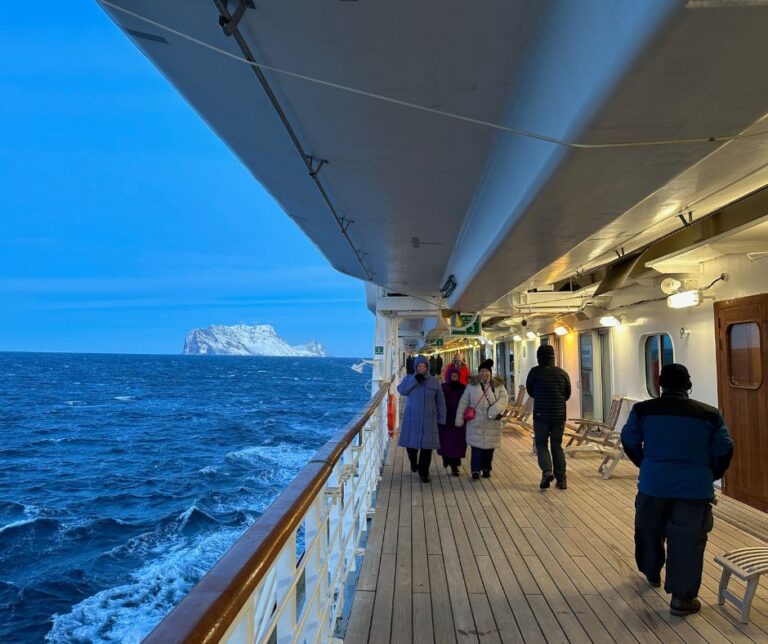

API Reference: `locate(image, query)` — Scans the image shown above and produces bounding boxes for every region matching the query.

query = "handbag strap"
[472,384,494,411]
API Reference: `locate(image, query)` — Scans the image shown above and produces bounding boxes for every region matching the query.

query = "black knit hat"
[478,359,494,372]
[659,363,692,391]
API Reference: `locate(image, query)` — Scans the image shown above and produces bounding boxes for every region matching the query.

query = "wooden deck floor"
[344,428,768,643]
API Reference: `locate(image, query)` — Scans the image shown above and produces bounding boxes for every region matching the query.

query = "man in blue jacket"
[621,363,733,617]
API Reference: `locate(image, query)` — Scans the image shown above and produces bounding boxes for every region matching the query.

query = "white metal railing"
[144,384,392,644]
[221,398,387,643]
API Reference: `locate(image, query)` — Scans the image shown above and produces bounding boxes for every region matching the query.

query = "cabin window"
[728,322,762,389]
[645,333,674,397]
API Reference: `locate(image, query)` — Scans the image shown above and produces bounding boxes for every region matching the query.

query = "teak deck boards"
[345,429,768,643]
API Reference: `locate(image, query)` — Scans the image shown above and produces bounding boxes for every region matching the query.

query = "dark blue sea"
[0,353,370,643]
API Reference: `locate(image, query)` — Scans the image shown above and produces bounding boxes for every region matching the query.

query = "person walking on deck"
[456,359,508,480]
[397,355,446,483]
[526,344,571,490]
[438,369,467,476]
[621,363,734,617]
[444,353,469,385]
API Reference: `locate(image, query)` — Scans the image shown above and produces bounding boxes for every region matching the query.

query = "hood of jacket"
[468,375,505,387]
[536,344,555,366]
[414,355,429,369]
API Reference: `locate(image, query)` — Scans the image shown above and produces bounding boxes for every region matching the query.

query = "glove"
[415,373,425,383]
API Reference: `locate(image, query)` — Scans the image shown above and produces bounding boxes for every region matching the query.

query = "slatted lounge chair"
[715,547,768,624]
[503,385,526,417]
[564,396,624,454]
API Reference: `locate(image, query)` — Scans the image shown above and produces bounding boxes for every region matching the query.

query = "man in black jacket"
[526,344,572,490]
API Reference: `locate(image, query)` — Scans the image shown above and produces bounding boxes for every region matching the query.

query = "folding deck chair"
[564,396,624,453]
[563,396,629,478]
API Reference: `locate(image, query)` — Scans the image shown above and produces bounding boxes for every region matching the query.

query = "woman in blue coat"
[397,355,446,482]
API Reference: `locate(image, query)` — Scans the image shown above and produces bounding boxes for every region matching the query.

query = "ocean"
[0,353,370,643]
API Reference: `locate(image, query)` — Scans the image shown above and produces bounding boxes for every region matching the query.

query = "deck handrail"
[144,381,393,644]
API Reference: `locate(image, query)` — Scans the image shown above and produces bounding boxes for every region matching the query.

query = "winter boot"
[670,596,701,616]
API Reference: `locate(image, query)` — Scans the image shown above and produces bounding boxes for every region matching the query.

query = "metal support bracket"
[677,210,693,227]
[308,156,328,177]
[219,0,248,36]
[338,217,353,233]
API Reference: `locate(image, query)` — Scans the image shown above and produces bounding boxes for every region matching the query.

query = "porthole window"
[645,333,674,397]
[728,322,762,389]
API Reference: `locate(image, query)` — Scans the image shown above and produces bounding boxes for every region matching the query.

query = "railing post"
[299,495,328,643]
[275,533,297,643]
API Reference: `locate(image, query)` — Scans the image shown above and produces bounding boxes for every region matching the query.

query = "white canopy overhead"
[100,0,768,311]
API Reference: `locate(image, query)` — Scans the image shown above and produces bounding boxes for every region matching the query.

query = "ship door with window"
[715,294,768,512]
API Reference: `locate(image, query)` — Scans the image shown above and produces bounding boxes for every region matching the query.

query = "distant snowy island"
[183,324,326,357]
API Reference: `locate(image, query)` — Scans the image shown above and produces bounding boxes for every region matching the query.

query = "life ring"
[387,393,396,437]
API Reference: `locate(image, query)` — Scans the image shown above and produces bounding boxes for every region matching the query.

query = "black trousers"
[634,492,714,598]
[470,447,494,473]
[533,421,566,481]
[442,456,461,467]
[406,448,432,477]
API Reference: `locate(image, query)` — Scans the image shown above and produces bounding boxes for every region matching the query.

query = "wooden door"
[714,294,768,511]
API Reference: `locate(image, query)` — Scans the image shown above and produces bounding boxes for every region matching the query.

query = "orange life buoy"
[387,393,396,437]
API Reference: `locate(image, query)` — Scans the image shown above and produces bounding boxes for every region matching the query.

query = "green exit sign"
[451,314,481,336]
[374,345,384,355]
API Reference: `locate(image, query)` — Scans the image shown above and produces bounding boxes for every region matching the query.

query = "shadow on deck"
[345,427,768,643]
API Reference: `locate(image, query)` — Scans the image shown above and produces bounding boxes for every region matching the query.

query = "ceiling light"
[512,334,522,342]
[599,315,621,327]
[554,326,569,336]
[667,290,700,309]
[526,331,537,340]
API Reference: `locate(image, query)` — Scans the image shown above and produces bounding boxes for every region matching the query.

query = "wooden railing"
[144,382,393,644]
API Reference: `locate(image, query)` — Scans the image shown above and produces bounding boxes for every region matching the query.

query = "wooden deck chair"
[595,400,639,479]
[597,438,625,479]
[504,385,526,416]
[503,397,536,454]
[564,396,624,455]
[504,397,533,427]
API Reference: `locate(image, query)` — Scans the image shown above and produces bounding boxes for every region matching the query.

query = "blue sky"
[0,3,372,357]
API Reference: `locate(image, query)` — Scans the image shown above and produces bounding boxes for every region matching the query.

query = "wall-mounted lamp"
[526,331,537,340]
[667,290,700,309]
[554,325,569,336]
[512,334,523,342]
[599,315,621,328]
[660,277,683,295]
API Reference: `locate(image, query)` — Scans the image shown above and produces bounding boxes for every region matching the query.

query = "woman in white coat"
[456,359,509,479]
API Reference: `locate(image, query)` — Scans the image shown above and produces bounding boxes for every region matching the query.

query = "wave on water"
[0,517,61,538]
[225,442,316,472]
[47,527,243,644]
[114,395,136,401]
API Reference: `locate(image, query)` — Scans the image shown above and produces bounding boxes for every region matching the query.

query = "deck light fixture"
[526,331,537,340]
[667,289,700,309]
[599,315,621,328]
[512,334,523,342]
[554,325,569,336]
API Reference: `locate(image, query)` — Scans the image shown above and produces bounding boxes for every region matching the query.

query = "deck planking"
[345,428,768,643]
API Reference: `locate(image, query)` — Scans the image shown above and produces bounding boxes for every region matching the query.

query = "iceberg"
[182,325,326,357]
